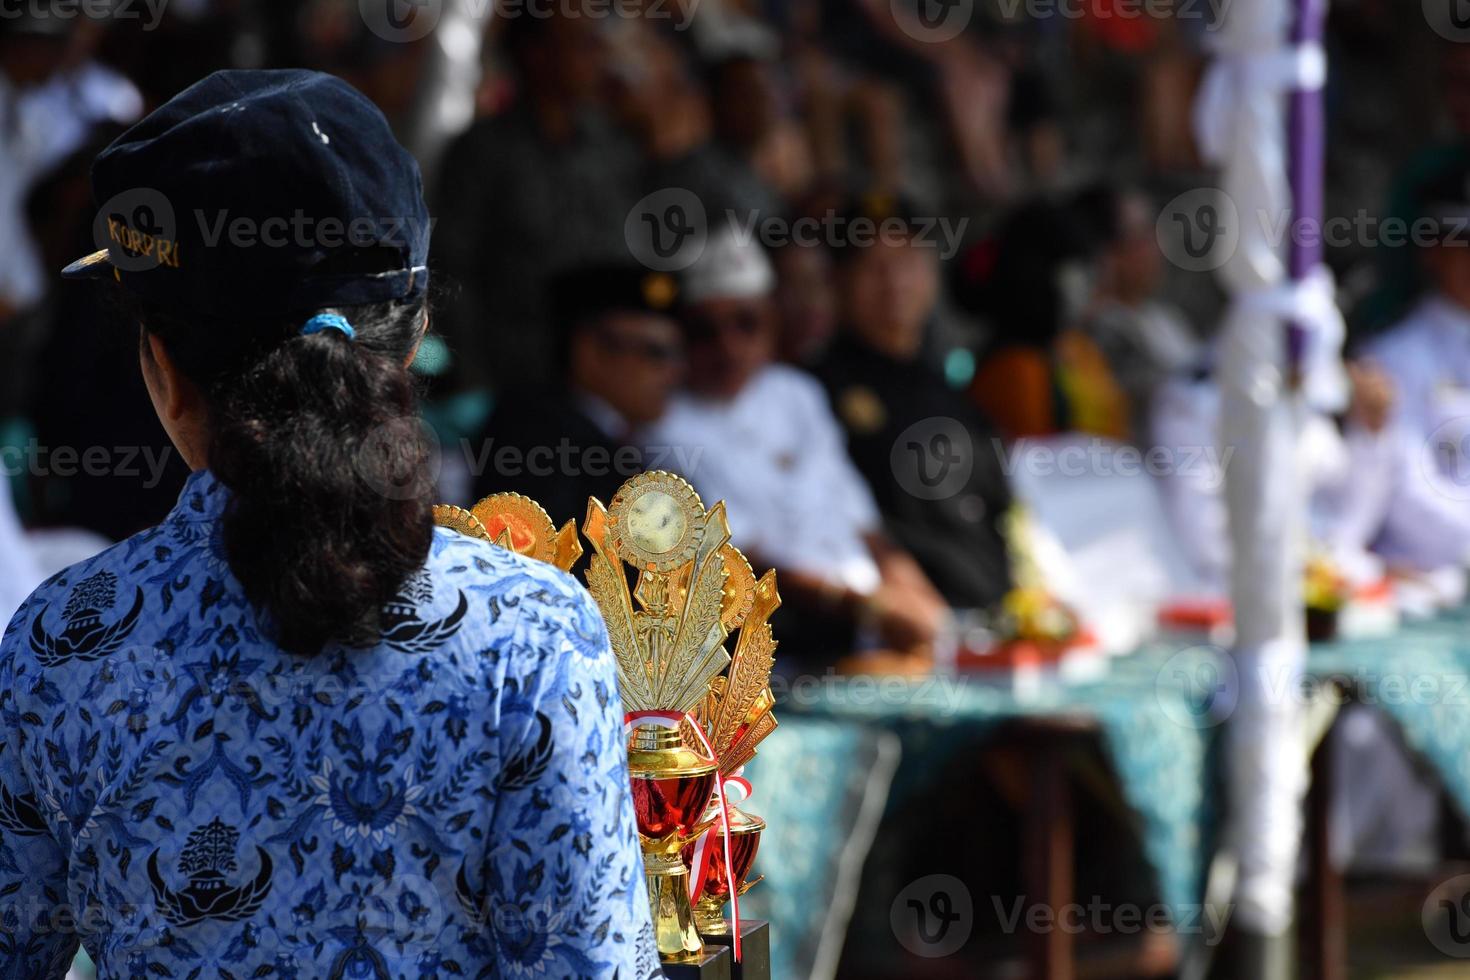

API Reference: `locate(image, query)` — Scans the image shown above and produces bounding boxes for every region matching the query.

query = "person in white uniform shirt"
[0,475,43,626]
[1359,161,1470,593]
[646,224,947,670]
[0,13,142,319]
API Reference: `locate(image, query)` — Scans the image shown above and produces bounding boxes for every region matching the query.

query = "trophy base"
[701,919,771,980]
[647,861,704,959]
[693,895,729,936]
[660,943,733,980]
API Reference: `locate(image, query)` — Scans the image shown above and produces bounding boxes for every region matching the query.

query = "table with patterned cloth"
[1306,607,1470,819]
[746,613,1470,979]
[742,654,1225,979]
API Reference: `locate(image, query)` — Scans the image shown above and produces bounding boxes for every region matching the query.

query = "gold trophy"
[683,547,778,936]
[437,472,781,966]
[580,471,739,960]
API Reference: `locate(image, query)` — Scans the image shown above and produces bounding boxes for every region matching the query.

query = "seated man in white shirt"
[645,224,947,670]
[1352,160,1470,597]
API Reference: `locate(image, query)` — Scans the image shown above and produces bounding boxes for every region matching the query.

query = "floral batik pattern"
[0,469,660,979]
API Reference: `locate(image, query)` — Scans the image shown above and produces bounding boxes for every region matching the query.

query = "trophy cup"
[436,472,780,974]
[580,471,740,961]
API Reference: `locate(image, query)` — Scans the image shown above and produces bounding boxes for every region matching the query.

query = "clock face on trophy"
[607,472,704,572]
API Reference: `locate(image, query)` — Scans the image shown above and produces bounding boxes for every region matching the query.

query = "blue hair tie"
[301,312,356,340]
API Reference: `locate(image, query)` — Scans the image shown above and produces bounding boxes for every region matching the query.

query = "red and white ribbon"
[625,710,742,961]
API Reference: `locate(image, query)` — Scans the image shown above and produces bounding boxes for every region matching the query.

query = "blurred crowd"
[3,0,1470,679]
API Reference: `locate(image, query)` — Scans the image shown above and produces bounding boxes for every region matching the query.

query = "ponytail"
[128,291,435,653]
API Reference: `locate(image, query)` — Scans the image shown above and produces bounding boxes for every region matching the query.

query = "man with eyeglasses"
[469,264,685,523]
[647,224,948,671]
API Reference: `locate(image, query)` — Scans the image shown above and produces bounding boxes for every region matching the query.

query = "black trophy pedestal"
[660,944,732,980]
[700,920,770,980]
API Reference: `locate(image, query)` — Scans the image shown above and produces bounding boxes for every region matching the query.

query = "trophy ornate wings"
[435,471,780,766]
[433,492,582,571]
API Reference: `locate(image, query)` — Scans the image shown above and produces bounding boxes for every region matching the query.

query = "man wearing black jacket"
[468,265,683,522]
[814,199,1013,611]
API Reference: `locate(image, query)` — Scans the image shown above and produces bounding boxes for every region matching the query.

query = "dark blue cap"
[63,69,430,318]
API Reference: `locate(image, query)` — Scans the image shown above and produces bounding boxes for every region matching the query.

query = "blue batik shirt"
[0,470,659,979]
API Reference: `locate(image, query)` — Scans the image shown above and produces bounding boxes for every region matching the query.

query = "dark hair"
[953,197,1096,348]
[123,287,434,654]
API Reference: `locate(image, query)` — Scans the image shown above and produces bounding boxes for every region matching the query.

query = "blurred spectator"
[772,237,838,365]
[644,224,947,669]
[468,263,684,522]
[706,54,814,202]
[961,197,1131,441]
[1152,353,1404,598]
[1074,183,1202,436]
[433,2,641,391]
[23,135,190,540]
[1356,158,1470,581]
[611,24,782,221]
[0,11,141,325]
[816,195,1013,611]
[1354,42,1470,334]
